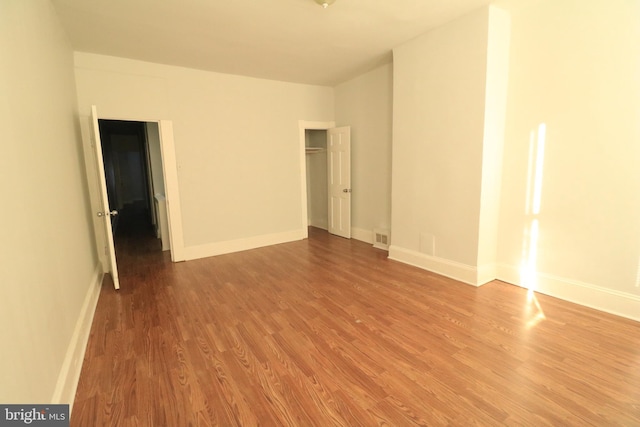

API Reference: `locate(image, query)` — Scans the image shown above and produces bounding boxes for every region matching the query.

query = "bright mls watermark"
[0,405,69,426]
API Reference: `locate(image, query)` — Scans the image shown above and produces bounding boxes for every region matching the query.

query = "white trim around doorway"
[298,120,335,239]
[94,113,185,262]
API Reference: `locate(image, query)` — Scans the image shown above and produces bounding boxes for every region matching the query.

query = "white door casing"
[90,105,120,290]
[158,120,185,262]
[298,120,335,238]
[327,126,351,238]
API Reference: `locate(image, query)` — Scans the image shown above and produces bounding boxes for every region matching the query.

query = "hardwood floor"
[71,226,640,426]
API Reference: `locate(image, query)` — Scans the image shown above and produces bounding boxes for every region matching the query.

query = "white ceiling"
[51,0,493,86]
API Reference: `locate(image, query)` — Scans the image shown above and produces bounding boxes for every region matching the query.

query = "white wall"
[390,7,490,282]
[335,64,393,242]
[0,1,100,403]
[494,0,640,319]
[74,53,334,259]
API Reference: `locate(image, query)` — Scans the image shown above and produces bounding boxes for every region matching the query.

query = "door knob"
[342,189,352,193]
[97,210,119,217]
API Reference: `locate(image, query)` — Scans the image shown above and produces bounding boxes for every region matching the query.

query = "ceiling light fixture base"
[314,0,336,8]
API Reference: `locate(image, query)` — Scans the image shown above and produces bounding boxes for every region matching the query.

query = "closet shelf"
[305,147,325,154]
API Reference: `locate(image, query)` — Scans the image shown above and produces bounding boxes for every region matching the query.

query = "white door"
[327,126,351,238]
[90,106,120,290]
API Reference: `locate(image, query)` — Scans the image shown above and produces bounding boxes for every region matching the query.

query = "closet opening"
[305,129,328,232]
[299,120,351,239]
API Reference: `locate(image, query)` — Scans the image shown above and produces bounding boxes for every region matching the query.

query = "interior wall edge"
[477,262,498,286]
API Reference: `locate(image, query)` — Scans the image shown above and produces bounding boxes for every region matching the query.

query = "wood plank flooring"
[71,226,640,426]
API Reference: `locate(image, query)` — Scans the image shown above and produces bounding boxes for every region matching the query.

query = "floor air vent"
[373,229,390,250]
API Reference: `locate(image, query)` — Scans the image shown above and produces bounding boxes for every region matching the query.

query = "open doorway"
[97,119,169,260]
[305,129,328,231]
[299,121,352,239]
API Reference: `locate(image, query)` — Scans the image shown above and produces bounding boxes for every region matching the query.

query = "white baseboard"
[183,229,305,261]
[309,219,328,230]
[352,227,373,244]
[497,263,640,322]
[51,264,103,409]
[389,245,479,286]
[385,250,640,321]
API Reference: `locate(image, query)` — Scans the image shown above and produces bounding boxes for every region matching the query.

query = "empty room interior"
[2,0,639,425]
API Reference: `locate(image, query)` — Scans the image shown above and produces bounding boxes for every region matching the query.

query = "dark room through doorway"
[98,119,168,260]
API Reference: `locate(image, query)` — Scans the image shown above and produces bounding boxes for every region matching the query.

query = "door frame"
[298,120,335,239]
[157,120,185,261]
[86,111,185,268]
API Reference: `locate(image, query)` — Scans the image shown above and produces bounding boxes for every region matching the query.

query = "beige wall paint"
[390,0,639,318]
[74,53,334,250]
[0,1,98,402]
[476,7,511,283]
[4,0,637,408]
[335,64,393,236]
[391,7,489,269]
[494,0,640,309]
